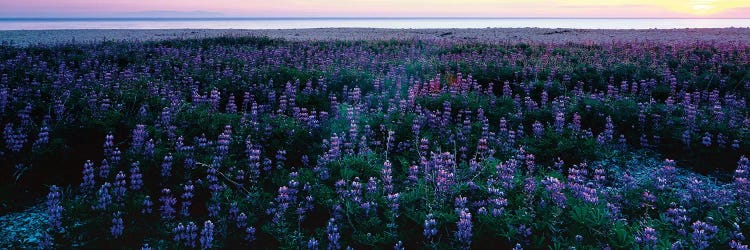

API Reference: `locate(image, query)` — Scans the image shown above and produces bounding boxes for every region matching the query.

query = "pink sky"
[2,0,749,18]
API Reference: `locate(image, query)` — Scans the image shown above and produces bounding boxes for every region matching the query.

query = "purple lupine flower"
[11,106,27,124]
[199,220,214,249]
[52,98,64,121]
[735,156,750,205]
[454,196,468,214]
[33,126,50,148]
[246,142,262,182]
[113,171,127,205]
[131,124,148,152]
[110,211,124,239]
[308,238,320,250]
[685,177,714,205]
[129,162,143,191]
[596,134,607,145]
[4,123,26,153]
[138,104,149,118]
[236,212,247,229]
[47,185,62,207]
[93,182,112,211]
[357,135,371,156]
[234,168,246,189]
[262,156,273,176]
[387,193,400,214]
[144,139,155,157]
[175,136,185,152]
[487,187,508,217]
[245,226,256,244]
[360,201,374,216]
[181,182,194,217]
[46,185,64,231]
[217,126,231,157]
[553,158,564,172]
[635,227,658,248]
[476,138,490,158]
[207,164,223,197]
[226,94,237,113]
[193,134,211,149]
[603,116,614,142]
[183,222,199,248]
[497,159,517,190]
[702,132,712,147]
[159,188,176,220]
[541,177,566,208]
[730,241,749,250]
[525,154,535,175]
[161,154,173,179]
[209,89,220,111]
[110,147,121,166]
[523,177,537,195]
[408,165,419,183]
[229,202,239,221]
[419,138,429,152]
[691,220,718,249]
[575,234,583,244]
[517,224,532,240]
[656,159,677,190]
[717,133,728,148]
[571,112,581,132]
[335,179,347,198]
[386,130,396,153]
[593,168,606,187]
[81,160,96,192]
[394,241,404,250]
[641,191,656,208]
[267,185,293,225]
[554,112,566,133]
[532,121,544,138]
[99,159,110,179]
[455,209,472,250]
[730,222,746,245]
[424,213,438,240]
[433,152,456,197]
[382,160,393,194]
[142,196,153,214]
[349,178,363,203]
[566,164,588,193]
[682,130,692,147]
[364,177,377,195]
[327,218,341,250]
[665,203,689,235]
[435,166,455,195]
[328,133,342,160]
[207,201,221,220]
[299,195,315,220]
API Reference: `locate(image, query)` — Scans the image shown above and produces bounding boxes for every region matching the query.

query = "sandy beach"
[2,28,750,46]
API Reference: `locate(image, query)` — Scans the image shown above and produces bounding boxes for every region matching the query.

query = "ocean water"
[0,18,749,30]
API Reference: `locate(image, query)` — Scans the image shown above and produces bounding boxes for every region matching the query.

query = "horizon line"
[2,17,750,20]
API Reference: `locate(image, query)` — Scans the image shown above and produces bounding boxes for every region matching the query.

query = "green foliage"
[2,34,749,250]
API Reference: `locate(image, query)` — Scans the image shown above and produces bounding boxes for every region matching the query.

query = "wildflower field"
[1,34,750,249]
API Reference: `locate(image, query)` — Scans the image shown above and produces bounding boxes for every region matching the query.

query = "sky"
[1,0,749,18]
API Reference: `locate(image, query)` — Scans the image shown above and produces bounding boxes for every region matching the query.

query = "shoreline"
[2,28,750,46]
